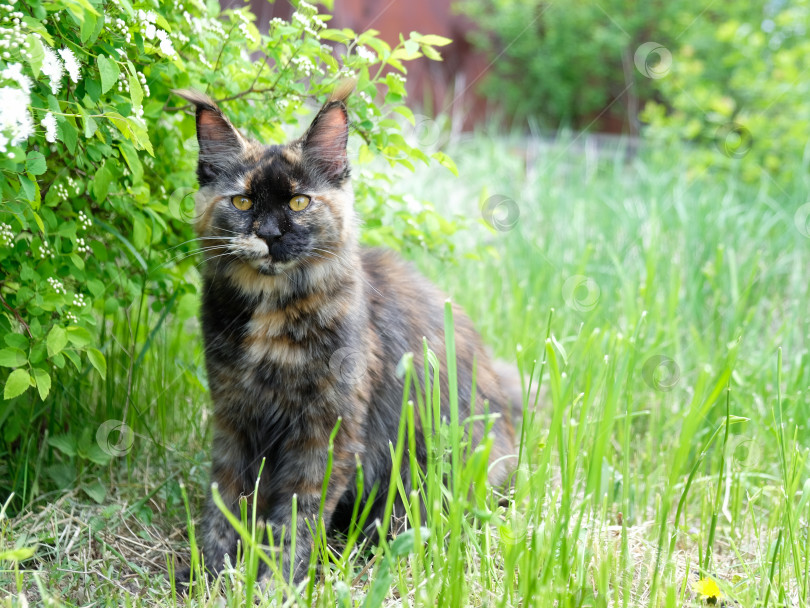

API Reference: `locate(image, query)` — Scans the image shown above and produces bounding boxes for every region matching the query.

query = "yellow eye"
[232,195,253,211]
[289,194,310,212]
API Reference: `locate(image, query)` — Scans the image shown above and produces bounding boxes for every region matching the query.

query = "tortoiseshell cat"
[174,84,520,586]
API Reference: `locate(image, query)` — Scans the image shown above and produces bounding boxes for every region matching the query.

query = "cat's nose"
[256,217,282,246]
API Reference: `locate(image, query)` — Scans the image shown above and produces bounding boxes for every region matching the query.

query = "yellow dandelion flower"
[692,577,722,604]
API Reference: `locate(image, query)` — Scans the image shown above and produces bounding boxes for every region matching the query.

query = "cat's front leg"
[198,428,250,580]
[259,448,357,587]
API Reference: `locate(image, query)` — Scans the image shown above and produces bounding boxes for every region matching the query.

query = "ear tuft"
[328,78,356,104]
[173,89,247,185]
[303,102,350,184]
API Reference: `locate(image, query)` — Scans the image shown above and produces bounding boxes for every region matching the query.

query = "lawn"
[2,131,809,607]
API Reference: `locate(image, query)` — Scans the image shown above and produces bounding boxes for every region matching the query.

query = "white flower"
[1,63,32,93]
[356,45,375,62]
[78,210,92,230]
[47,277,66,294]
[0,86,33,146]
[291,55,314,76]
[144,23,156,39]
[292,11,309,26]
[75,237,89,253]
[159,36,175,57]
[58,48,81,83]
[41,46,64,94]
[137,9,158,23]
[38,241,56,260]
[41,112,57,143]
[0,223,13,247]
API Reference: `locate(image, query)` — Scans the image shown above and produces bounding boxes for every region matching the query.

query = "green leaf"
[414,34,452,46]
[47,463,76,488]
[87,348,107,379]
[63,349,81,372]
[80,108,98,138]
[26,151,47,176]
[66,325,93,348]
[126,62,143,108]
[431,151,458,176]
[4,334,28,350]
[4,368,31,400]
[117,140,145,179]
[420,44,442,61]
[49,434,77,457]
[97,55,120,94]
[92,163,112,201]
[0,547,36,563]
[32,367,51,400]
[25,34,44,78]
[80,10,97,43]
[47,325,68,357]
[22,16,54,44]
[70,253,85,270]
[32,212,45,233]
[57,116,79,154]
[132,214,147,249]
[18,174,37,204]
[83,480,107,504]
[389,526,429,556]
[83,443,112,466]
[0,348,26,368]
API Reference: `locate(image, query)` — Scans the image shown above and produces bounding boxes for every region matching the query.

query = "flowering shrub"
[0,0,454,497]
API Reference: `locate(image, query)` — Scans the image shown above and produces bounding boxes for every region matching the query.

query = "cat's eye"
[232,195,253,211]
[289,194,310,212]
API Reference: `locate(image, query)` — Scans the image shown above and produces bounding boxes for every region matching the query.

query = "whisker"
[311,247,383,298]
[195,252,234,269]
[165,236,238,253]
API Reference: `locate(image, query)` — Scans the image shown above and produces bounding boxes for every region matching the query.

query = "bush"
[0,0,456,505]
[460,0,765,135]
[459,0,694,130]
[640,0,810,183]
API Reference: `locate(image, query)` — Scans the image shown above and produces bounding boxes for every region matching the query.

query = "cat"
[173,83,521,588]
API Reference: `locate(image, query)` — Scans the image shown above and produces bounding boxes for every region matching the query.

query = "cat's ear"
[302,84,353,184]
[174,89,248,185]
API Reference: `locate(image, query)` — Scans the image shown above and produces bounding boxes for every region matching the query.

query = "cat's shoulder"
[359,247,425,283]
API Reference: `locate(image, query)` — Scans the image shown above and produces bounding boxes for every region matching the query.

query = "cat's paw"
[173,565,192,593]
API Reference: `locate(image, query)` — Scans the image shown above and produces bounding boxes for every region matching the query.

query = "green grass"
[2,132,809,607]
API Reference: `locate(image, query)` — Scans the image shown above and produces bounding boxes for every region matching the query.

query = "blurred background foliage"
[461,0,810,181]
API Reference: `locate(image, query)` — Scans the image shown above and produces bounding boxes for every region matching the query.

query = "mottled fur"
[173,86,520,587]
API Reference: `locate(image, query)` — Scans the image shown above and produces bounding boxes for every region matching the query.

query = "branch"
[0,288,32,338]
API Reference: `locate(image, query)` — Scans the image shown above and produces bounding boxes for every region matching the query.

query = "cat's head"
[175,84,356,278]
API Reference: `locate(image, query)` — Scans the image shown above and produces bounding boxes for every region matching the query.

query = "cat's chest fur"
[200,262,375,431]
